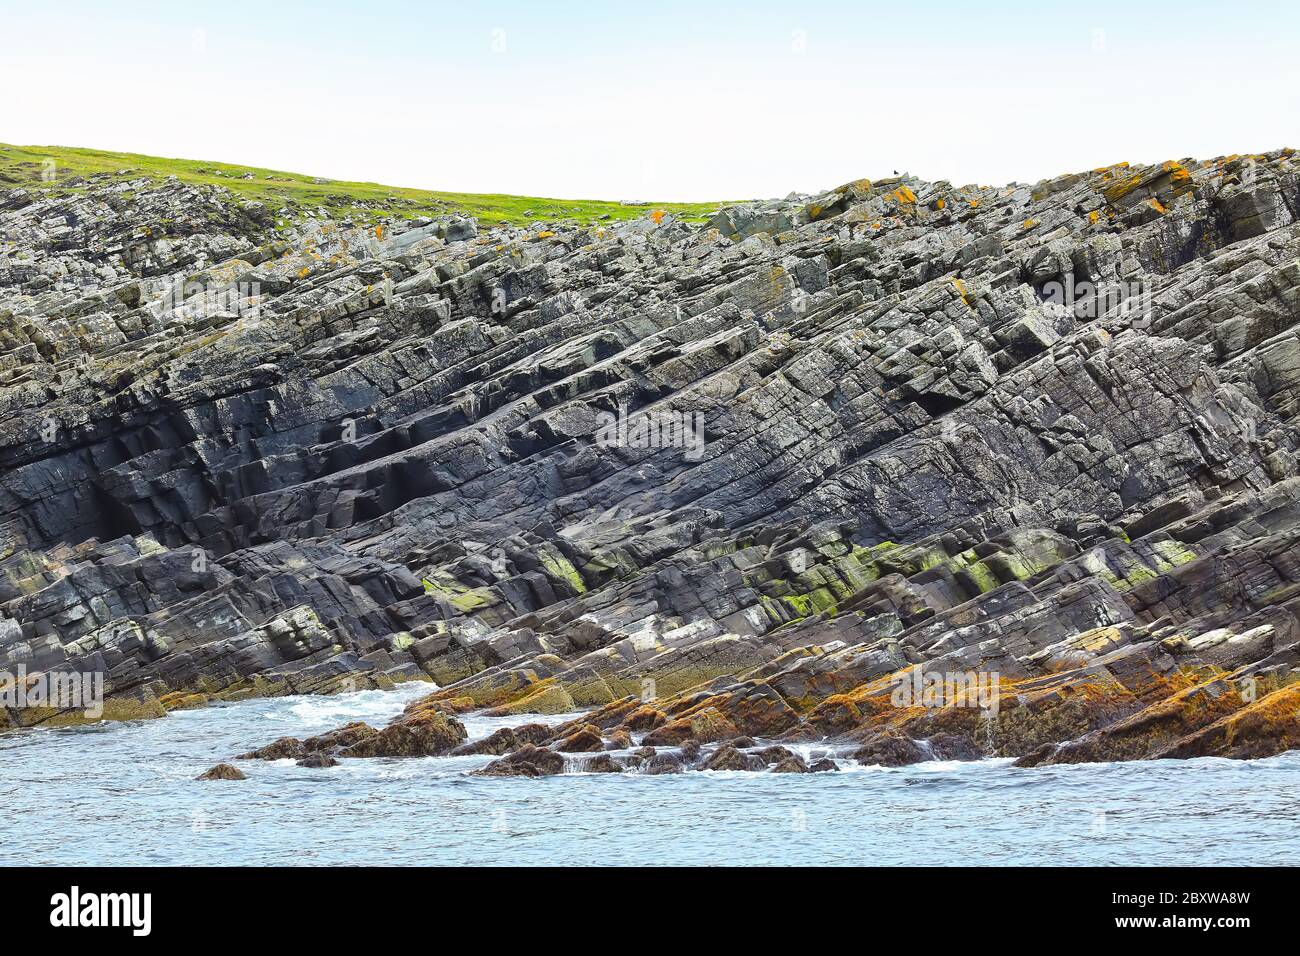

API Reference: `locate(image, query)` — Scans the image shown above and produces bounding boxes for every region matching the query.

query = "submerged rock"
[296,754,339,768]
[197,763,246,781]
[237,737,306,761]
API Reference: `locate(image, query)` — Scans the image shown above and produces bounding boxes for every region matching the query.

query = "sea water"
[3,683,1296,866]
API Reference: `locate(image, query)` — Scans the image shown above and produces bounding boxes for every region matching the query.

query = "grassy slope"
[0,143,722,227]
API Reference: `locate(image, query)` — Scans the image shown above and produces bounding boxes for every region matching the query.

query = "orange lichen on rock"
[1164,160,1191,184]
[1014,671,1254,766]
[951,277,973,307]
[1155,682,1300,760]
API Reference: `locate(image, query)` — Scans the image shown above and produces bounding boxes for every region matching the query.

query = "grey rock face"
[3,151,1300,764]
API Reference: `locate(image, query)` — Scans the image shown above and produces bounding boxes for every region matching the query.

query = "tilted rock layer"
[3,150,1300,770]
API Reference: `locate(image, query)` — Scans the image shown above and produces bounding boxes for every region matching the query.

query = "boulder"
[197,763,246,781]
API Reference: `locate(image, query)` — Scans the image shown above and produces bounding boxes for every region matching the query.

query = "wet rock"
[341,710,467,758]
[236,736,305,761]
[641,706,738,747]
[622,706,667,732]
[452,727,519,757]
[584,753,623,773]
[641,752,684,775]
[472,744,565,777]
[553,723,605,753]
[197,763,246,781]
[301,722,379,754]
[755,745,800,765]
[770,755,810,773]
[701,744,766,771]
[1154,684,1300,760]
[296,753,339,768]
[927,732,983,761]
[851,731,928,768]
[452,723,551,756]
[808,758,839,772]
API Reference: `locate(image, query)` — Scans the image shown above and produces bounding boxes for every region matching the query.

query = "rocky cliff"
[4,149,1300,770]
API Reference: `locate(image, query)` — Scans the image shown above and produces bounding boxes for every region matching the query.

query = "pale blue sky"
[2,0,1296,199]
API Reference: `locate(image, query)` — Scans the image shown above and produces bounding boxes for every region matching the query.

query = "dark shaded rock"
[452,727,520,756]
[755,745,799,765]
[641,751,684,775]
[583,753,623,773]
[341,711,467,758]
[472,744,565,777]
[927,732,983,761]
[301,722,380,754]
[851,731,928,768]
[604,729,632,750]
[296,753,339,768]
[700,743,766,771]
[237,736,305,761]
[197,763,246,781]
[771,755,810,773]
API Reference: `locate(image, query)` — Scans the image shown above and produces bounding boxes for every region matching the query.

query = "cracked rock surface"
[4,151,1300,770]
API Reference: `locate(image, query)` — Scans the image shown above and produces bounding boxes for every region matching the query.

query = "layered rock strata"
[3,152,1300,769]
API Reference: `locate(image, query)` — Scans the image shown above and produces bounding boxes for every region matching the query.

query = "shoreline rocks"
[2,150,1300,775]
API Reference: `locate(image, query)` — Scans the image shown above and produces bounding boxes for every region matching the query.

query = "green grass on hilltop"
[0,143,722,227]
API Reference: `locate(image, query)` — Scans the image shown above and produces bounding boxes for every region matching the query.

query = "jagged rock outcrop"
[3,151,1300,768]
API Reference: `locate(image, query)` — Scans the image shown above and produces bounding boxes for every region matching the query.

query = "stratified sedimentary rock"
[3,150,1299,769]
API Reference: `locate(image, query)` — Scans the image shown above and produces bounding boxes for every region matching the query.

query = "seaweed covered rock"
[197,763,246,781]
[472,744,565,778]
[341,710,467,758]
